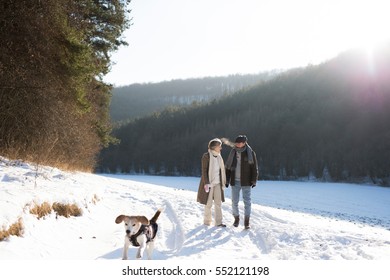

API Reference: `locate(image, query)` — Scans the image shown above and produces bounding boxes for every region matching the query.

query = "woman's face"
[213,144,222,152]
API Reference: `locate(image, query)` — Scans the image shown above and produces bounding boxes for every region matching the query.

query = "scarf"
[208,149,226,186]
[225,144,254,170]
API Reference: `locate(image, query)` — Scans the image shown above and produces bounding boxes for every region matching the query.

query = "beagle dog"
[115,208,162,260]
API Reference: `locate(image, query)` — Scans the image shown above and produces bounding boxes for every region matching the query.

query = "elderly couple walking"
[196,135,259,229]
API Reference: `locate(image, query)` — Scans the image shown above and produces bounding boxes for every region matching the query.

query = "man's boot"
[244,216,250,229]
[233,216,239,227]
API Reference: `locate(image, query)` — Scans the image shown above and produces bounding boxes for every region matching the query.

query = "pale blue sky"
[104,0,390,86]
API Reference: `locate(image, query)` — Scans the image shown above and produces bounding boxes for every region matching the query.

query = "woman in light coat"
[197,138,227,227]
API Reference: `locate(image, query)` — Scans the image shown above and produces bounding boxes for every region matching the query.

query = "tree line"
[110,72,279,122]
[98,46,390,186]
[0,0,131,170]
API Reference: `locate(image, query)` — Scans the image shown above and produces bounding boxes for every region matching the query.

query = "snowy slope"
[1,156,390,260]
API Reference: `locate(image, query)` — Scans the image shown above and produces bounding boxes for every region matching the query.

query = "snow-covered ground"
[1,156,390,261]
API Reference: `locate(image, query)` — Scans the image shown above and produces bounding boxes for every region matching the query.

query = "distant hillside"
[110,72,279,122]
[99,45,390,185]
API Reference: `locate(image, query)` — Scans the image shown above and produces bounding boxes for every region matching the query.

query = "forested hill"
[99,45,390,186]
[110,73,278,122]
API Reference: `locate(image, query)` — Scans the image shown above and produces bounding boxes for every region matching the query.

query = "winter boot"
[233,216,239,227]
[244,216,250,229]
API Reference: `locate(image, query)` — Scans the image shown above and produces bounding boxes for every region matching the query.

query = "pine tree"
[0,0,131,170]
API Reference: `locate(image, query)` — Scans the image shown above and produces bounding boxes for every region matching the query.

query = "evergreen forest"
[0,0,131,171]
[110,72,279,122]
[99,46,390,186]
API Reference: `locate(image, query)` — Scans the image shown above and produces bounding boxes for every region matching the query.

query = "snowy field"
[108,174,390,230]
[1,156,390,261]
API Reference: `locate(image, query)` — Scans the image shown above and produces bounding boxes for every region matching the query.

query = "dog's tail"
[150,208,162,224]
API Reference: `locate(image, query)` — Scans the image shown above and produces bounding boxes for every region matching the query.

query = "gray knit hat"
[235,135,247,143]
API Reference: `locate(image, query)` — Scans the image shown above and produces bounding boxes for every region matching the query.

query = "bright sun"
[342,0,390,53]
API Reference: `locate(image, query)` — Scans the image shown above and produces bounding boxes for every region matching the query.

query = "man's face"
[235,142,246,148]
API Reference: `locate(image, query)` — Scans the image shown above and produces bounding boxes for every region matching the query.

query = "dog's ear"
[115,215,126,224]
[136,216,149,225]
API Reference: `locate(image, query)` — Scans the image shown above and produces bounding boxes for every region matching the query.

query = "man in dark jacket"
[225,135,258,229]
